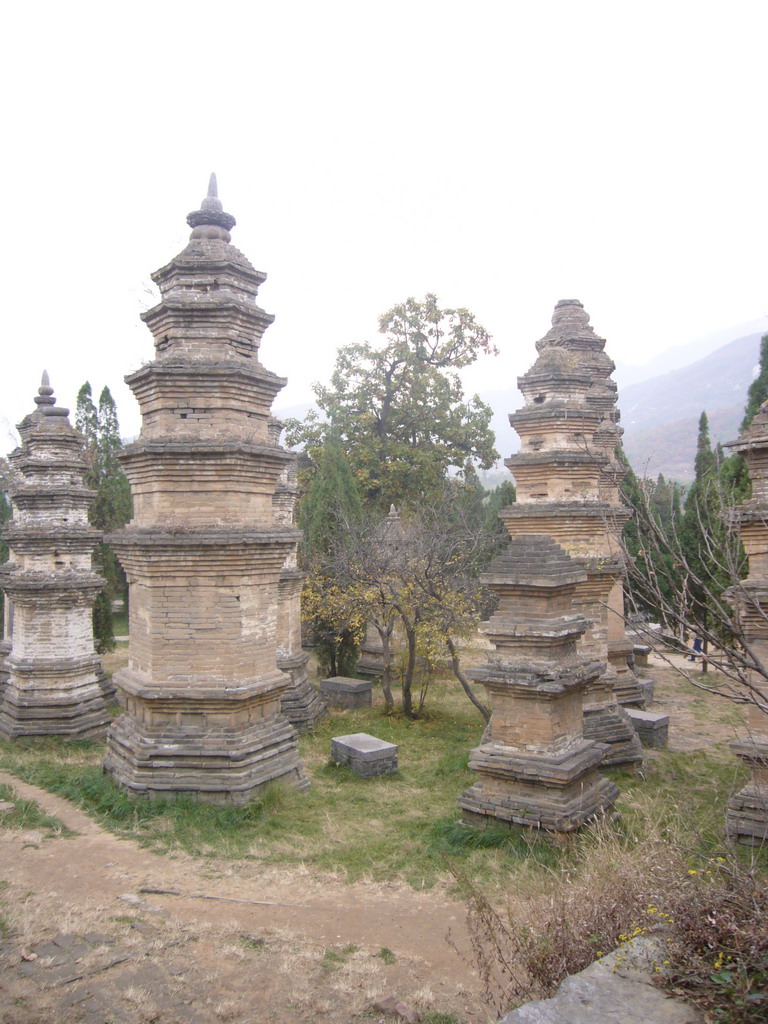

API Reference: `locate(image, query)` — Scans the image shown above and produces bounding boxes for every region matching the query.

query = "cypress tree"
[693,411,716,480]
[300,435,363,557]
[75,382,99,468]
[740,333,768,431]
[680,412,730,670]
[92,387,132,533]
[75,382,133,652]
[719,333,768,503]
[299,436,364,677]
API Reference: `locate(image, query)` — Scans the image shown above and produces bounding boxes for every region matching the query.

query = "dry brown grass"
[451,800,767,1022]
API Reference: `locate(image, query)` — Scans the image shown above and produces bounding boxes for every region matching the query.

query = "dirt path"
[0,659,746,1024]
[643,650,747,751]
[0,774,486,1024]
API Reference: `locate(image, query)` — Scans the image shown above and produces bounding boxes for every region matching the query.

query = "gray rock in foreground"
[499,938,702,1024]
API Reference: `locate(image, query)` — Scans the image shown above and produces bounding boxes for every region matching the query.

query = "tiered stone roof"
[0,374,111,737]
[271,419,327,730]
[724,401,768,844]
[104,176,308,802]
[459,534,618,833]
[503,300,643,768]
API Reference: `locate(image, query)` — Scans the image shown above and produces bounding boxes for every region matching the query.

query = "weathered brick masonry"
[504,301,643,769]
[459,534,618,833]
[271,420,327,731]
[0,375,111,737]
[724,402,768,844]
[104,177,307,801]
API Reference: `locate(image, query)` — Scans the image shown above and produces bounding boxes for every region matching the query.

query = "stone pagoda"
[0,374,111,738]
[503,300,643,769]
[271,420,327,731]
[459,534,618,833]
[104,176,308,802]
[724,401,768,844]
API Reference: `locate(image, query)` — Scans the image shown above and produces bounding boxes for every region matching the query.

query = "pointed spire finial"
[35,371,54,407]
[31,371,69,418]
[187,172,236,241]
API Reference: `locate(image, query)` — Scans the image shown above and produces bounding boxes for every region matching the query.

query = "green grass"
[112,609,128,636]
[0,681,757,888]
[320,943,358,970]
[606,745,751,860]
[0,782,75,838]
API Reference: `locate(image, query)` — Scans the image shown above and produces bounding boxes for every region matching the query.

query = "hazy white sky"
[2,0,766,445]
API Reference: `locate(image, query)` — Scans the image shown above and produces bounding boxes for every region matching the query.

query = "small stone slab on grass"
[626,709,669,749]
[321,676,373,709]
[331,733,398,777]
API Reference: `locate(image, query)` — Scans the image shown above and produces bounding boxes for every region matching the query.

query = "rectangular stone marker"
[636,676,655,705]
[632,644,651,669]
[320,676,372,710]
[626,709,669,749]
[331,733,398,777]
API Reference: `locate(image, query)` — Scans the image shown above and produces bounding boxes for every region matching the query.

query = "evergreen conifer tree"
[680,412,731,669]
[299,436,364,676]
[741,333,768,431]
[92,387,132,533]
[75,382,133,652]
[75,382,99,464]
[719,332,768,503]
[300,434,363,557]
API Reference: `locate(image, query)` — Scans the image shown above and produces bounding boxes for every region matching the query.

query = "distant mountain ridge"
[618,333,762,481]
[276,327,767,486]
[613,316,768,390]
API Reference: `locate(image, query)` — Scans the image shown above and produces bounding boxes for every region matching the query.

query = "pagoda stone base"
[356,640,385,678]
[726,739,768,846]
[96,665,117,705]
[583,704,644,770]
[0,655,112,738]
[0,639,10,704]
[458,739,618,833]
[608,642,646,707]
[104,669,309,803]
[278,652,327,732]
[613,678,647,708]
[726,781,768,846]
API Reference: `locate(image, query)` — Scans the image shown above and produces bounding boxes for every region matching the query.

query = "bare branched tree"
[310,488,496,720]
[619,467,768,716]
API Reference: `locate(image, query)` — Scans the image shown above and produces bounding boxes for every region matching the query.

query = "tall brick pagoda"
[724,402,768,844]
[459,534,618,833]
[502,300,643,769]
[104,176,308,802]
[271,420,327,731]
[0,374,111,738]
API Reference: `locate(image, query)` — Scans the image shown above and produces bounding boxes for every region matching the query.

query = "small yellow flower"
[688,869,697,875]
